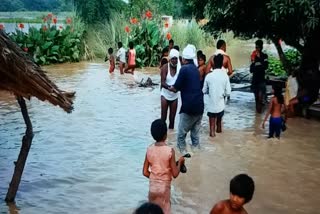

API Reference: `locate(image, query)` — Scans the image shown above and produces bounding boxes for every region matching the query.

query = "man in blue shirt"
[169,44,204,153]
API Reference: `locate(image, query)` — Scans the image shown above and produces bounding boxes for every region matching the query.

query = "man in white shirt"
[203,54,231,137]
[116,42,126,74]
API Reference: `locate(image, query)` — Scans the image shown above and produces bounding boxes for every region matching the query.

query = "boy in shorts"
[105,47,115,73]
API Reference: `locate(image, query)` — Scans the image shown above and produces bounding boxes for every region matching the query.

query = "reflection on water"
[1,62,320,214]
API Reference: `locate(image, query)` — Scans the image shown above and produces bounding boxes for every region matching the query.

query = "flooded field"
[0,61,319,214]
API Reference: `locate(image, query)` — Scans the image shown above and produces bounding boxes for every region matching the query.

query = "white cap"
[169,49,180,59]
[182,44,196,59]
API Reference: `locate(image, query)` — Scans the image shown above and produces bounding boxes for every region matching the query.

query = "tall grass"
[170,19,214,50]
[85,14,128,59]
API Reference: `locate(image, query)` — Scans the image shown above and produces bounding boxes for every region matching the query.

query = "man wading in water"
[169,45,204,153]
[206,40,233,76]
[250,40,268,113]
[160,49,181,129]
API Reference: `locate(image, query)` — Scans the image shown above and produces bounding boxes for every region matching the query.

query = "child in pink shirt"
[124,41,136,74]
[143,119,185,214]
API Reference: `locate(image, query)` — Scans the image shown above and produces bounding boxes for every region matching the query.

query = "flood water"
[1,60,320,214]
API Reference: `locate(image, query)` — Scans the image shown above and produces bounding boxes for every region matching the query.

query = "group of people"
[106,38,288,140]
[159,39,235,152]
[142,41,251,214]
[141,39,289,213]
[105,39,288,213]
[106,41,136,74]
[159,39,288,141]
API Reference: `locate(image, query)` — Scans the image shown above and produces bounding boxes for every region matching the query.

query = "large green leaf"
[41,41,53,50]
[48,30,57,40]
[40,56,46,64]
[51,45,60,51]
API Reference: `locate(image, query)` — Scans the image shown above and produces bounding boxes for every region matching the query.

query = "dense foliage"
[267,49,301,77]
[126,11,169,67]
[73,0,126,24]
[192,0,320,102]
[0,0,72,12]
[9,14,84,65]
[127,0,195,19]
[192,0,319,45]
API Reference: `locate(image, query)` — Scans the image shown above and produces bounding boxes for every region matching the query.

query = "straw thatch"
[0,30,73,112]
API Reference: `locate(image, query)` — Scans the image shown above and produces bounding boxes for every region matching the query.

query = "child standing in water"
[116,42,126,74]
[203,54,231,137]
[262,84,286,139]
[143,119,185,214]
[124,41,136,74]
[210,174,255,214]
[197,53,206,86]
[105,47,115,73]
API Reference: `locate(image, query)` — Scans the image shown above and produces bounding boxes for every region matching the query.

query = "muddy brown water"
[1,57,320,214]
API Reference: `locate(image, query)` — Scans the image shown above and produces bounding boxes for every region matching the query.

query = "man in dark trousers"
[250,40,268,113]
[169,44,204,153]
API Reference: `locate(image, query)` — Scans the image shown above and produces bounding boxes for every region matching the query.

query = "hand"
[168,85,177,92]
[178,156,185,164]
[262,122,265,129]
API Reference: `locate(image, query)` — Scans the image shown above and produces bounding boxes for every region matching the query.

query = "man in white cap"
[169,44,204,153]
[160,49,181,129]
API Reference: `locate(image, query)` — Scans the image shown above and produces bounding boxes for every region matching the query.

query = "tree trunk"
[272,37,292,74]
[297,28,320,104]
[5,96,34,202]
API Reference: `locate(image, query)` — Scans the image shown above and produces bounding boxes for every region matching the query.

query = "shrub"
[267,49,301,77]
[8,13,85,65]
[85,13,128,59]
[127,11,168,67]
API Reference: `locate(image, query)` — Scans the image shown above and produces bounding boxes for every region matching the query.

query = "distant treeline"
[0,0,72,12]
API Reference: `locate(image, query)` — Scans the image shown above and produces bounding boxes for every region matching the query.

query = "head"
[198,54,206,66]
[108,47,113,55]
[118,42,123,48]
[213,54,223,69]
[182,44,196,64]
[162,47,169,57]
[151,119,167,142]
[173,45,180,51]
[216,40,226,52]
[255,39,263,53]
[169,39,174,49]
[229,174,255,210]
[272,84,284,104]
[197,50,203,58]
[169,49,179,68]
[134,202,164,214]
[129,41,134,49]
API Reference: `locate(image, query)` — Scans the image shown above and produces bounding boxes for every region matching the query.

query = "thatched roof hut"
[0,29,74,202]
[0,30,73,112]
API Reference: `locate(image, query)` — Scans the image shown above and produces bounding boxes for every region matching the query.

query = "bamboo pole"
[5,96,34,202]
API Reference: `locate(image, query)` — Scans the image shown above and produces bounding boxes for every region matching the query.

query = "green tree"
[58,0,73,11]
[74,0,126,24]
[174,0,194,18]
[127,0,174,17]
[22,0,61,11]
[192,0,320,103]
[0,0,24,11]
